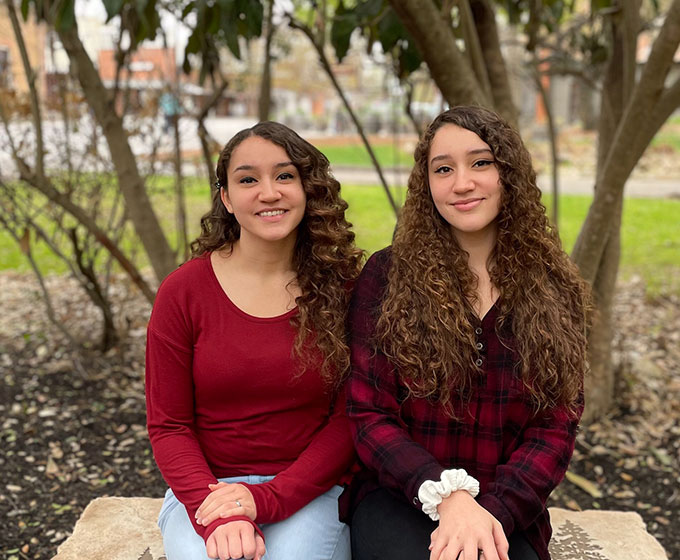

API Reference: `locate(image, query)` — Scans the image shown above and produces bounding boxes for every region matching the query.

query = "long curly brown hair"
[191,121,364,387]
[378,106,591,414]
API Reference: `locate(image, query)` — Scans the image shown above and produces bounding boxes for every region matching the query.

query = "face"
[221,135,306,246]
[427,124,501,243]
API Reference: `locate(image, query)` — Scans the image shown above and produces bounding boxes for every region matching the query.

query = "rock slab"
[549,508,668,560]
[53,498,668,560]
[52,497,165,560]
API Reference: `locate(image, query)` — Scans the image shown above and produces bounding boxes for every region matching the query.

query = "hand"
[205,520,265,560]
[197,482,257,525]
[428,490,509,560]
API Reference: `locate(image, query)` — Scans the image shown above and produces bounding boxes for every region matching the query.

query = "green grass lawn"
[313,142,413,169]
[650,115,680,151]
[1,181,678,295]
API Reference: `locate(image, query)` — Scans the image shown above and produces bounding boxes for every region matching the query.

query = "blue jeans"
[158,475,351,560]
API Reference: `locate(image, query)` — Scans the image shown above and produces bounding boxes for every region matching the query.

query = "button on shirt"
[346,248,582,560]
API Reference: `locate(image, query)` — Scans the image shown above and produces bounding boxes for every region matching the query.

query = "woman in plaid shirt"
[346,106,592,560]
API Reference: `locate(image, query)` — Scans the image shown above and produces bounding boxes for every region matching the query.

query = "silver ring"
[235,500,242,507]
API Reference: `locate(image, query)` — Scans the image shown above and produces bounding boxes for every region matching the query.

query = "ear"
[220,186,233,214]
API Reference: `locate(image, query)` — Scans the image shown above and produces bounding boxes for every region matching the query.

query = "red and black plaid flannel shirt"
[347,248,582,560]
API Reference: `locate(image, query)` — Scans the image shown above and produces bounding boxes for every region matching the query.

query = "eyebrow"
[232,161,295,173]
[430,149,493,165]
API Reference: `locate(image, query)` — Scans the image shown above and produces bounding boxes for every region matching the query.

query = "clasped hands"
[198,482,264,560]
[428,490,509,560]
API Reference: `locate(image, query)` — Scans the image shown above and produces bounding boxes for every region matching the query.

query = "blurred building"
[0,9,47,95]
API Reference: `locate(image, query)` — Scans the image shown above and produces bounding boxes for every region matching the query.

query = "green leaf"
[54,0,76,31]
[102,0,125,20]
[185,28,201,55]
[397,37,422,77]
[20,0,30,21]
[236,0,263,38]
[355,0,383,20]
[331,3,359,62]
[221,14,242,58]
[590,0,611,12]
[376,8,404,53]
[504,0,522,25]
[181,1,196,20]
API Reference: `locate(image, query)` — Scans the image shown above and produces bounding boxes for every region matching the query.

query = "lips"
[452,198,483,211]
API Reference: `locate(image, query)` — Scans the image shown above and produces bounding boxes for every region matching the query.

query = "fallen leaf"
[45,457,60,476]
[565,471,603,498]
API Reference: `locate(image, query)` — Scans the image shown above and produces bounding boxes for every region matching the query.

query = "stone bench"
[52,497,668,560]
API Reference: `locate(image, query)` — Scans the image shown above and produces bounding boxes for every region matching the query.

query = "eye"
[472,159,495,168]
[434,165,453,174]
[277,171,295,181]
[238,176,257,184]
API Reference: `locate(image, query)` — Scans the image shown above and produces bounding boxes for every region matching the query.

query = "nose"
[258,179,282,201]
[452,169,474,194]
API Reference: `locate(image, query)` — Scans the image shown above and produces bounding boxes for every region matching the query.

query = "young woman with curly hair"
[146,121,363,560]
[347,106,591,560]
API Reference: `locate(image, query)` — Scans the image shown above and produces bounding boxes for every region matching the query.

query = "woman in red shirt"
[347,106,591,560]
[146,121,362,560]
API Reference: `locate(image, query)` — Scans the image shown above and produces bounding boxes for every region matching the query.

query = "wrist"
[417,468,480,521]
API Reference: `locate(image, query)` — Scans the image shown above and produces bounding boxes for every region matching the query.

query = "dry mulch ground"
[0,273,678,560]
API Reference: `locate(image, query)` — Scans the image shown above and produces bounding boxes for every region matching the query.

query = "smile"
[257,210,287,217]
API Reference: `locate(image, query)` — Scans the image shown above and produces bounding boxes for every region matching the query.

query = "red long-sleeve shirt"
[347,248,582,560]
[146,254,355,544]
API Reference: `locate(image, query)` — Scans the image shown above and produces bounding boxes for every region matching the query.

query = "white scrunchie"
[417,469,480,521]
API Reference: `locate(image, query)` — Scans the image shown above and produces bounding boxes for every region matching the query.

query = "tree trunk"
[55,23,177,282]
[581,200,622,422]
[387,0,492,110]
[258,0,275,121]
[458,0,492,103]
[469,0,519,127]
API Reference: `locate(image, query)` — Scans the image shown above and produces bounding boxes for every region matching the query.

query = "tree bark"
[55,22,177,282]
[582,209,621,422]
[387,0,491,109]
[258,0,275,121]
[458,0,492,103]
[469,0,519,127]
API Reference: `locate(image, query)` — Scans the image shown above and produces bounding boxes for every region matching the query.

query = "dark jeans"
[351,488,539,560]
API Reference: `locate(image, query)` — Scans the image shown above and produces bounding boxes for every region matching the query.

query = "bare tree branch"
[5,0,45,178]
[288,16,400,217]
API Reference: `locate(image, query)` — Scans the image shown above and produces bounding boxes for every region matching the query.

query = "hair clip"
[215,178,222,189]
